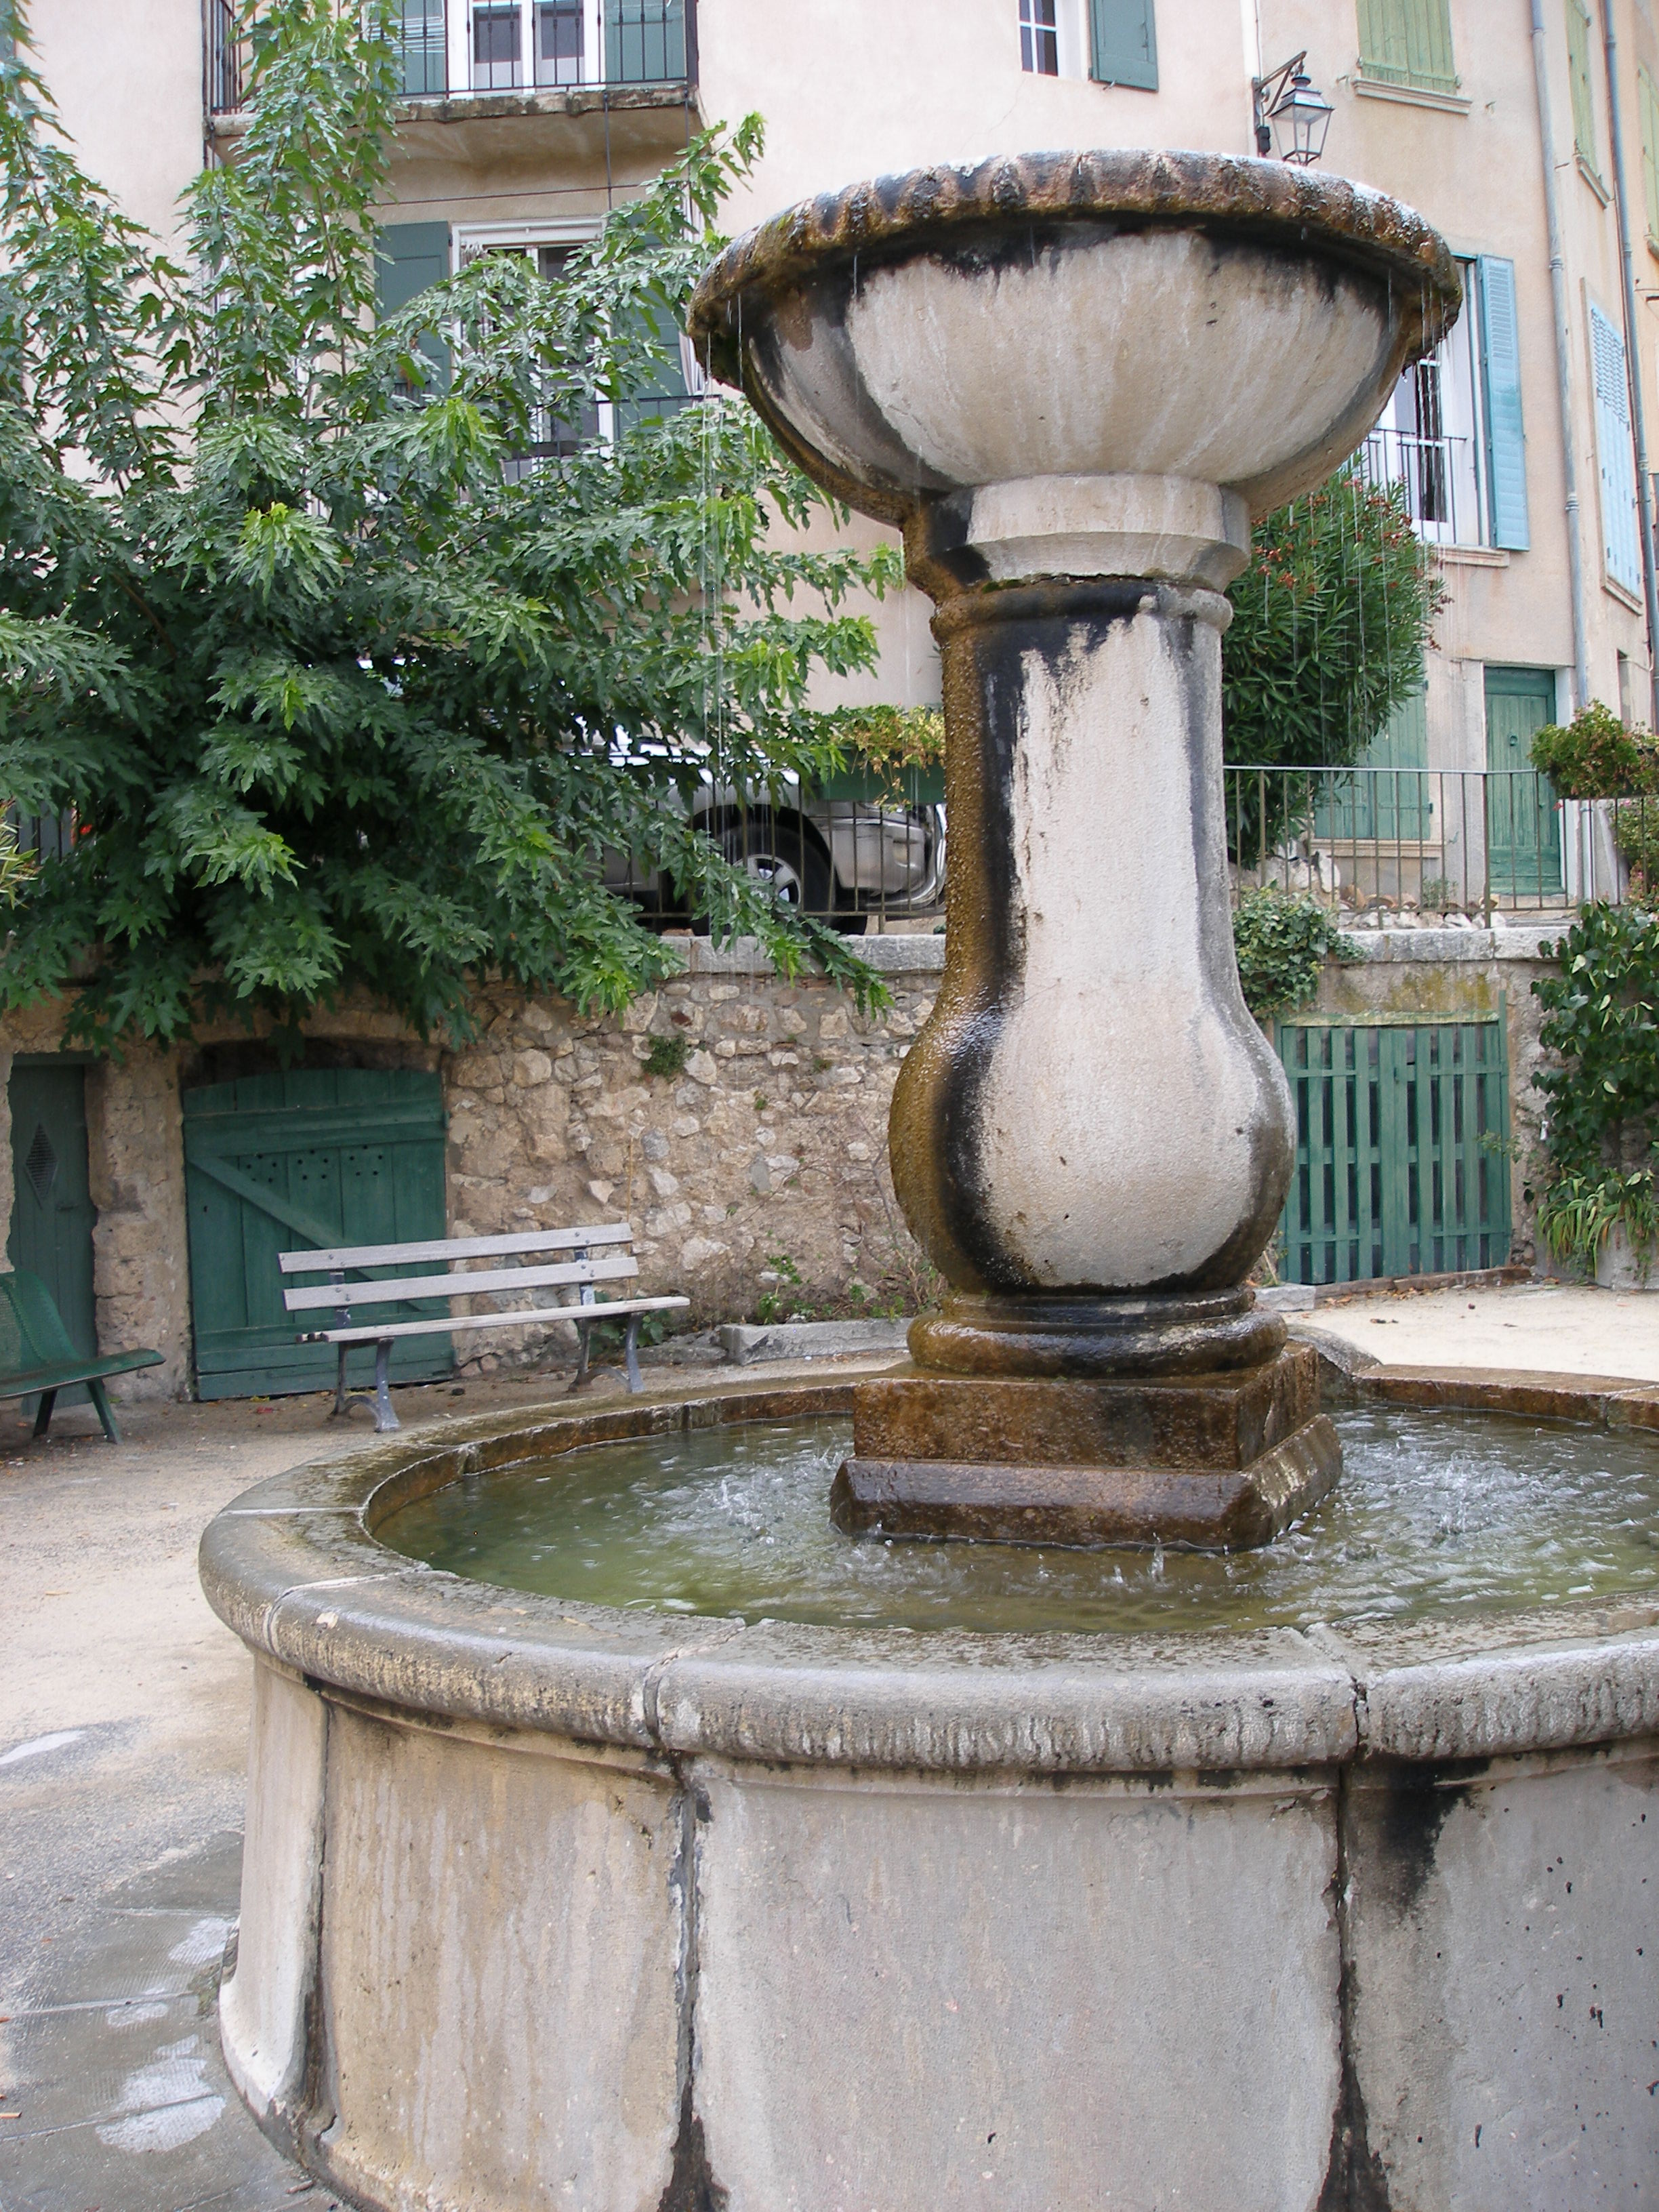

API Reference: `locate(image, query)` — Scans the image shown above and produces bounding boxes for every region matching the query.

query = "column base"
[908,1290,1286,1379]
[830,1346,1340,1551]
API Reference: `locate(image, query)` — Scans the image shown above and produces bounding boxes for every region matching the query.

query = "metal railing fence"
[207,0,695,112]
[1226,763,1652,918]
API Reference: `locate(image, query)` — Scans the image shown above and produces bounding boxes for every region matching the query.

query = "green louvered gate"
[1275,1017,1512,1286]
[183,1069,452,1399]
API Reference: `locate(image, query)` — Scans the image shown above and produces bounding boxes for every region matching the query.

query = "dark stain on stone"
[656,2082,729,2212]
[1317,2027,1395,2212]
[1372,1758,1486,1919]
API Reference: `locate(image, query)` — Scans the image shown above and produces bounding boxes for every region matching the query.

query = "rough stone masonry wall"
[0,926,1568,1399]
[441,936,943,1370]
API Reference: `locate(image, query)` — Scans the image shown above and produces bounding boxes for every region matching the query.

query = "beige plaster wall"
[28,0,204,251]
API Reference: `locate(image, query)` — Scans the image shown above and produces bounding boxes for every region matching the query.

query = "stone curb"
[198,1370,1659,1776]
[719,1317,914,1363]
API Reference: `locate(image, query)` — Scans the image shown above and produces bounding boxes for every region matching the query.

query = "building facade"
[9,0,1659,1389]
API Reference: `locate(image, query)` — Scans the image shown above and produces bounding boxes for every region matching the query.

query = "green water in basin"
[379,1408,1659,1636]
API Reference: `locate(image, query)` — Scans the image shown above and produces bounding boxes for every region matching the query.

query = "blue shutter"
[1476,256,1530,552]
[375,222,451,391]
[1089,0,1157,90]
[1590,301,1641,594]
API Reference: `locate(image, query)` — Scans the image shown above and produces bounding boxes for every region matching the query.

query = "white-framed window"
[453,221,698,468]
[1019,0,1090,77]
[1019,0,1059,74]
[1359,255,1531,554]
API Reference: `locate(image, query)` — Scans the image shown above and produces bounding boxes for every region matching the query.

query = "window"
[1359,254,1529,552]
[472,1,523,87]
[1567,0,1602,182]
[1591,300,1641,596]
[1640,66,1659,251]
[1021,0,1059,75]
[1355,0,1458,98]
[537,0,584,84]
[1088,0,1156,91]
[394,0,446,95]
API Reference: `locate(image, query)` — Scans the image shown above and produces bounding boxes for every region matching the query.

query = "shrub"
[1530,701,1659,798]
[1531,903,1659,1271]
[1231,887,1357,1021]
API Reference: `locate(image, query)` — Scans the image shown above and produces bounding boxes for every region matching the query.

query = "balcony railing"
[1353,424,1485,549]
[207,0,695,114]
[1226,764,1648,918]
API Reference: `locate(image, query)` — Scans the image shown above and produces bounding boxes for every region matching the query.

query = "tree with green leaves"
[0,0,891,1054]
[1221,470,1443,859]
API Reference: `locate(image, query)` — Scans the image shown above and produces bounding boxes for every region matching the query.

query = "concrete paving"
[1,1284,1654,2209]
[1303,1276,1659,1382]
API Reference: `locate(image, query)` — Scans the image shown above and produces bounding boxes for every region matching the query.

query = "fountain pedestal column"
[830,478,1339,1546]
[688,149,1464,1547]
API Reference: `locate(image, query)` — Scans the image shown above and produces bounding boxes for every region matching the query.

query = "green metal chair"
[0,1269,161,1441]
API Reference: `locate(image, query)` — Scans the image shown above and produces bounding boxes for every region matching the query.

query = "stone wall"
[0,923,1570,1400]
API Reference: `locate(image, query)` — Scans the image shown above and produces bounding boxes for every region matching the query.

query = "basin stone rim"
[687,146,1464,386]
[197,1368,1659,1775]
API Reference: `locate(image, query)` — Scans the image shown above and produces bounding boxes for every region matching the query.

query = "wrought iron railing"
[1226,764,1651,918]
[1353,424,1484,548]
[208,0,695,112]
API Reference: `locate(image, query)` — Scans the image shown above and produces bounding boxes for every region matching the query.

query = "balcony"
[1353,424,1486,550]
[208,0,696,159]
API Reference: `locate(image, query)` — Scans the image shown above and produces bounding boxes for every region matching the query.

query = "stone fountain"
[200,154,1658,2212]
[689,148,1458,1551]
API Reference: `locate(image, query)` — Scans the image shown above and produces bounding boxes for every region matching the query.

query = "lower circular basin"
[201,1366,1659,2211]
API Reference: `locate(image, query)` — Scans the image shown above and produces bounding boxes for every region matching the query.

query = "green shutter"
[1476,255,1530,552]
[1356,0,1458,98]
[1088,0,1157,90]
[614,297,691,434]
[603,0,686,84]
[375,220,451,390]
[1568,0,1599,171]
[1641,66,1659,248]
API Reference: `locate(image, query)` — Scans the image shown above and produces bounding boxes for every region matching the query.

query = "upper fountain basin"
[689,150,1461,552]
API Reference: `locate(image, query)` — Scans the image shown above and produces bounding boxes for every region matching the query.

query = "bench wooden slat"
[304,1296,690,1346]
[283,1254,637,1313]
[0,1348,165,1399]
[278,1224,634,1273]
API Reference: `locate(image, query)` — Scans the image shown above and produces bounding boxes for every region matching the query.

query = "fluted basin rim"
[687,147,1463,386]
[197,1366,1659,1777]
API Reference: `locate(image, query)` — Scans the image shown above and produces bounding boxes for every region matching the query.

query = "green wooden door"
[1276,1018,1512,1284]
[7,1061,97,1403]
[1314,685,1432,842]
[1485,666,1561,897]
[183,1068,452,1399]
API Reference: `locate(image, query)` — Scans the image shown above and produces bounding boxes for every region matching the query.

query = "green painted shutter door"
[1476,256,1530,552]
[1590,301,1641,593]
[1089,0,1157,89]
[183,1068,451,1399]
[1358,0,1457,96]
[1315,685,1430,840]
[1276,1017,1511,1284]
[7,1063,97,1402]
[375,221,451,389]
[1484,666,1561,897]
[603,0,685,83]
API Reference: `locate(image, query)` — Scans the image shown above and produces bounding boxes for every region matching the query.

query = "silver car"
[606,781,946,933]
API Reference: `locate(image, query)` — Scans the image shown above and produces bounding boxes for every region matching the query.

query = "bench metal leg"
[623,1313,643,1394]
[331,1343,352,1420]
[371,1339,398,1433]
[569,1321,592,1393]
[87,1378,123,1443]
[31,1389,56,1440]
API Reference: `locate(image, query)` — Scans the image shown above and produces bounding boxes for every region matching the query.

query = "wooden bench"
[0,1268,162,1441]
[278,1224,689,1432]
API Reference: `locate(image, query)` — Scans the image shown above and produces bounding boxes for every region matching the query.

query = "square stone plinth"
[832,1349,1340,1549]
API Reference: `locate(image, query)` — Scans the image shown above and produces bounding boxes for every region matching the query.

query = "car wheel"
[717,810,833,919]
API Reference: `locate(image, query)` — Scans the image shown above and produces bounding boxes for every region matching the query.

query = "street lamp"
[1252,53,1334,167]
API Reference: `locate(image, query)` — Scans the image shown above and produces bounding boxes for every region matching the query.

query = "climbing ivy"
[1231,887,1359,1021]
[1531,904,1659,1271]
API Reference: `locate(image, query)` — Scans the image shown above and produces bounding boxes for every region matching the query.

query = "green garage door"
[1276,1017,1512,1285]
[183,1068,451,1399]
